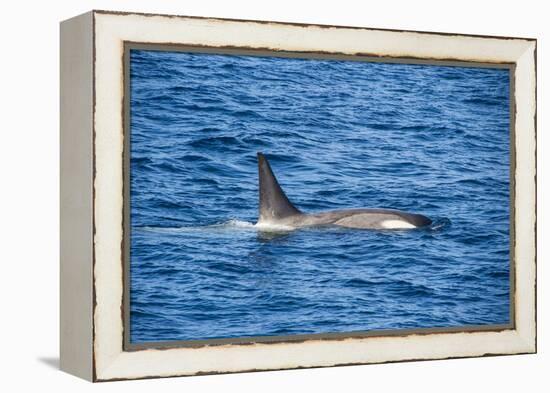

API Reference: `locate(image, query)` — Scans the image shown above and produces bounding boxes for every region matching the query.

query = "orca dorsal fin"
[257,152,301,222]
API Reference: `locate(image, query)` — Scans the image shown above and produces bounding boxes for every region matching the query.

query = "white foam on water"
[429,218,451,231]
[137,219,258,234]
[222,219,255,228]
[254,221,296,232]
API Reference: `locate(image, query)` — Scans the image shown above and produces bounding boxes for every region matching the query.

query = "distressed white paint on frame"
[92,11,536,381]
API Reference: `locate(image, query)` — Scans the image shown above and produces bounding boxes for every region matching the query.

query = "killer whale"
[256,152,432,230]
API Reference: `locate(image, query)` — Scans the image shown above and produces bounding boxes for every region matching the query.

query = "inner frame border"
[122,41,517,352]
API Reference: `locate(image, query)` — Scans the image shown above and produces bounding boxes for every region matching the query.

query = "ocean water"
[129,49,511,343]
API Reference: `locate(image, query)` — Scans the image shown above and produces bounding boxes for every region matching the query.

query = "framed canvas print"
[60,10,537,382]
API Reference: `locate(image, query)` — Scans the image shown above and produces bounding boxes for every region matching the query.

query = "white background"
[0,0,546,391]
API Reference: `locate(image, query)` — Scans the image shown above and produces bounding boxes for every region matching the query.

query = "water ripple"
[129,49,511,343]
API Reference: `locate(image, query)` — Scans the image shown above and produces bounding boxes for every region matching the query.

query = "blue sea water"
[129,49,511,343]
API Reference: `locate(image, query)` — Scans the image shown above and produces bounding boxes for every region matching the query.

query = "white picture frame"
[60,10,536,382]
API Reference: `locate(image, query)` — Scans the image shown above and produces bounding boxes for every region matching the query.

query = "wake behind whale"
[257,152,432,231]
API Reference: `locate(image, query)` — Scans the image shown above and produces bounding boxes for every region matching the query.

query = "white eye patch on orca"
[380,220,417,229]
